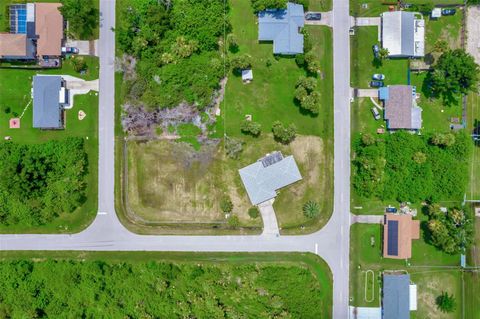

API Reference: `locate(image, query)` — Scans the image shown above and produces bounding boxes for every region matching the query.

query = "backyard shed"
[242,69,253,83]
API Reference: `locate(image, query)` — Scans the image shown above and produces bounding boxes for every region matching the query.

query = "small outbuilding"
[242,69,253,83]
[431,8,442,19]
[239,151,302,205]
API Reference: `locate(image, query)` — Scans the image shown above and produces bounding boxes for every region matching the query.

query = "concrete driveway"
[305,11,332,27]
[258,199,280,236]
[64,39,99,56]
[354,88,379,98]
[353,17,381,27]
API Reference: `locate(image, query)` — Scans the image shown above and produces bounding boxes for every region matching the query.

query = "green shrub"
[220,196,233,213]
[225,137,243,159]
[272,121,296,144]
[227,214,240,228]
[71,57,87,73]
[240,120,262,137]
[303,201,320,219]
[248,207,260,219]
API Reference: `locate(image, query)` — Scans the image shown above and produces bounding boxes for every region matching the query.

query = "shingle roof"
[35,3,63,57]
[383,85,422,130]
[0,33,27,57]
[239,153,302,205]
[33,75,63,129]
[381,11,424,57]
[383,274,410,319]
[383,213,420,259]
[258,2,304,55]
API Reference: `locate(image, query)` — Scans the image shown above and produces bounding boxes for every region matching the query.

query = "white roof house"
[239,151,302,205]
[381,11,425,57]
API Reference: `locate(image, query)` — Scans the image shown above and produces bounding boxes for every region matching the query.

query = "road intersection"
[0,1,352,317]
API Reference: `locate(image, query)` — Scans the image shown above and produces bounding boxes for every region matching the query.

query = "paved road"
[0,0,352,317]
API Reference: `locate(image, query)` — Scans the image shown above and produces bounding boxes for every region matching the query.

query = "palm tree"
[303,201,320,219]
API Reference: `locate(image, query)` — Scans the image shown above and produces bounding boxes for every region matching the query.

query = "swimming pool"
[9,5,27,34]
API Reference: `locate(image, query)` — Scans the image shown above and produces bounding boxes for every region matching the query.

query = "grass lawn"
[350,26,409,88]
[464,271,480,319]
[350,223,462,316]
[0,64,99,233]
[308,0,331,11]
[350,0,464,17]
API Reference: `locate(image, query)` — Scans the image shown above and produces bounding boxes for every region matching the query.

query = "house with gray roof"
[258,2,304,55]
[239,151,302,205]
[379,85,422,131]
[33,75,68,129]
[381,11,425,58]
[383,274,417,319]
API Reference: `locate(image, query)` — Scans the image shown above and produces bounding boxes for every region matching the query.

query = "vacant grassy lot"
[350,223,462,316]
[127,134,330,234]
[350,26,409,88]
[350,0,464,17]
[0,252,332,319]
[0,65,99,233]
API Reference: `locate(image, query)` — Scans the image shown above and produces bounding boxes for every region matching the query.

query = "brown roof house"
[379,85,422,131]
[0,3,63,60]
[383,213,420,259]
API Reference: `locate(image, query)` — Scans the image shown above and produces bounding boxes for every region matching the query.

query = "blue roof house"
[258,2,305,55]
[33,75,68,129]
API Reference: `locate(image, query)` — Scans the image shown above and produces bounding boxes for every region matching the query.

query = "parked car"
[305,12,321,20]
[61,47,79,54]
[385,207,397,213]
[370,80,384,88]
[442,8,456,16]
[371,107,381,120]
[372,74,385,80]
[372,44,380,59]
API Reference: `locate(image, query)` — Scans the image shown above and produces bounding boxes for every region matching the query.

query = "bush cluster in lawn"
[353,131,470,203]
[0,259,326,318]
[117,0,228,109]
[0,138,88,226]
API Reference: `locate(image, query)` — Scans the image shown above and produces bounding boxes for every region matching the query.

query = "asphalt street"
[0,1,352,318]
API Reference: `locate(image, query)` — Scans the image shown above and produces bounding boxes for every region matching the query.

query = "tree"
[59,0,98,39]
[412,151,427,164]
[296,76,317,92]
[303,201,320,219]
[361,133,375,146]
[240,120,262,137]
[230,54,252,73]
[295,76,319,114]
[225,137,243,159]
[430,49,480,102]
[227,214,240,228]
[300,92,320,114]
[227,34,239,52]
[434,40,448,53]
[431,133,456,147]
[71,57,87,73]
[251,0,286,12]
[272,121,297,144]
[220,196,233,213]
[436,291,456,313]
[248,207,259,219]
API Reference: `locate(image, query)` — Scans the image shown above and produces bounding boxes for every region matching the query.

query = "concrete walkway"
[351,214,384,224]
[258,200,280,236]
[304,11,332,27]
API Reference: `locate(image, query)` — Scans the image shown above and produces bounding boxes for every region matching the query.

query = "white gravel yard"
[467,6,480,65]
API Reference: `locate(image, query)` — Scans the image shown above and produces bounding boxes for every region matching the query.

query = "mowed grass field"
[0,63,99,233]
[127,134,331,234]
[350,223,463,318]
[350,26,409,88]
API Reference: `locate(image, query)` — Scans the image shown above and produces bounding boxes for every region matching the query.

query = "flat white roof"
[409,284,417,311]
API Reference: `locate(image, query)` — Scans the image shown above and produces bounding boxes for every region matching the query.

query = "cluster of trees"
[0,138,88,226]
[353,131,470,203]
[250,0,308,12]
[60,0,98,39]
[429,49,479,104]
[272,121,297,144]
[294,76,320,114]
[426,204,473,255]
[118,0,227,108]
[295,31,321,75]
[0,259,326,318]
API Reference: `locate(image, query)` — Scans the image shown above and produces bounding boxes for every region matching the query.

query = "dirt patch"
[289,136,323,186]
[467,6,480,65]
